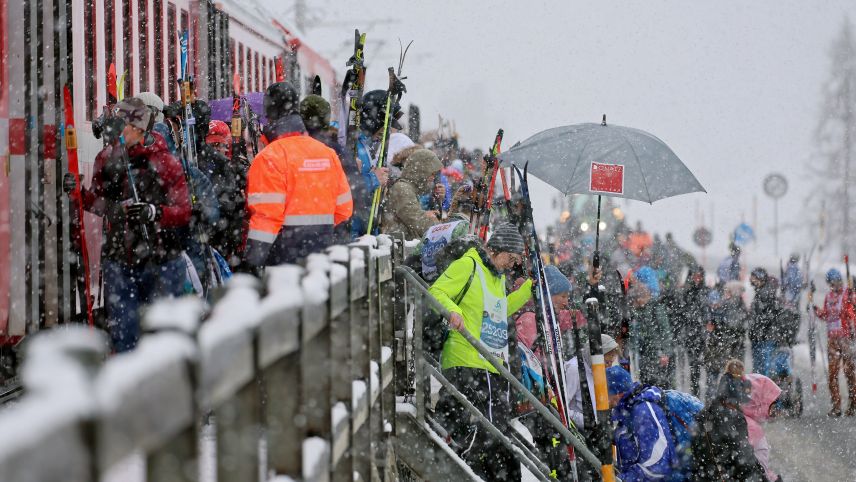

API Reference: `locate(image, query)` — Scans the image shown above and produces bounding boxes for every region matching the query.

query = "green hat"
[299,94,331,131]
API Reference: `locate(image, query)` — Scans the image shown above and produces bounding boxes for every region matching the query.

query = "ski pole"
[118,135,150,244]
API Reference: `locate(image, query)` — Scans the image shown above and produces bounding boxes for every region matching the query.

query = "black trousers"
[437,367,522,482]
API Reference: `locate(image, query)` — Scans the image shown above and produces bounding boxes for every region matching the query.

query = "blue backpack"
[661,389,704,482]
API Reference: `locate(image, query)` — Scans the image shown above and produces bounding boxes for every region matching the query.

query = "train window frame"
[105,0,116,78]
[84,0,97,120]
[254,51,260,92]
[167,3,177,103]
[123,0,133,97]
[139,0,149,92]
[238,43,244,91]
[153,0,164,99]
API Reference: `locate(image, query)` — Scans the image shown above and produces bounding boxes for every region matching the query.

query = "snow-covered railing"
[0,235,403,482]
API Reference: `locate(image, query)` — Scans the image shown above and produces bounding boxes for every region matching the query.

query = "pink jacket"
[742,373,782,481]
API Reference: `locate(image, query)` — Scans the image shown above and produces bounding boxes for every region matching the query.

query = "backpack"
[661,389,704,482]
[433,235,482,279]
[626,385,703,482]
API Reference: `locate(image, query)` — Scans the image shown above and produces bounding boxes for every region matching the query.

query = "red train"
[0,0,338,360]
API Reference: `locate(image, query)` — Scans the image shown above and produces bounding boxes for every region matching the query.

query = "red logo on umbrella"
[590,162,624,194]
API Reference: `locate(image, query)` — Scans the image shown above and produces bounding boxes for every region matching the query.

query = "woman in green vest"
[430,222,532,481]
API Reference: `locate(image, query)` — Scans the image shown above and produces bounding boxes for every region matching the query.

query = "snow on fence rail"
[0,235,407,482]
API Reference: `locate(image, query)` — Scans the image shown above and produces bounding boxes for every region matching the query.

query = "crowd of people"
[65,58,856,482]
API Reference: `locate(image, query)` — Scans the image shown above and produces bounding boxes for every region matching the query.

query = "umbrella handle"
[593,195,602,269]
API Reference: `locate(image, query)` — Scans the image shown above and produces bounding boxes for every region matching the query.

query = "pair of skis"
[341,29,367,168]
[470,130,506,241]
[365,40,411,235]
[513,162,579,478]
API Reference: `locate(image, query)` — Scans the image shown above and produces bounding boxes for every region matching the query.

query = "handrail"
[395,265,603,472]
[422,360,552,481]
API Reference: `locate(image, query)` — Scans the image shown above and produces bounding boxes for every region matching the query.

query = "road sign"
[693,227,712,247]
[763,173,788,199]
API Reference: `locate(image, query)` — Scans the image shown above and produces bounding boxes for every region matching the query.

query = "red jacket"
[816,288,856,338]
[81,133,191,265]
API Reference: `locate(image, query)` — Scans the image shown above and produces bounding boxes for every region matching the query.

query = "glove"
[62,173,80,195]
[126,203,160,223]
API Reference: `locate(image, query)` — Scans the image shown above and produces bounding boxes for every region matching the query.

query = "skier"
[691,359,766,481]
[193,101,246,268]
[430,222,532,481]
[205,119,232,158]
[782,254,804,310]
[65,97,191,352]
[629,267,674,387]
[812,268,856,416]
[716,242,742,283]
[243,82,353,270]
[676,265,711,397]
[352,89,393,237]
[705,281,749,399]
[381,148,443,240]
[742,373,783,481]
[749,268,779,376]
[606,365,678,481]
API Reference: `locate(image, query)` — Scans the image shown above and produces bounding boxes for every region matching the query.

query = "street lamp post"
[763,173,788,257]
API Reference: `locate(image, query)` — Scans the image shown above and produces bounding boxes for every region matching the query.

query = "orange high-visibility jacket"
[246,133,353,245]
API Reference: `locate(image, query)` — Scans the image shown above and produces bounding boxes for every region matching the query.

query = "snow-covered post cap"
[142,297,206,336]
[20,325,108,397]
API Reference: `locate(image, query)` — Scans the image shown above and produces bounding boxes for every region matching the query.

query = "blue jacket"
[612,384,677,481]
[419,173,452,212]
[783,262,803,306]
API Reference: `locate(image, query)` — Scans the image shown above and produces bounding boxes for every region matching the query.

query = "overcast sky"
[266,0,856,267]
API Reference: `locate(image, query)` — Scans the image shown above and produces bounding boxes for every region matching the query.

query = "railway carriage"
[0,0,337,365]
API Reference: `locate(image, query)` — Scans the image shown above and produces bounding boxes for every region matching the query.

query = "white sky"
[266,0,856,266]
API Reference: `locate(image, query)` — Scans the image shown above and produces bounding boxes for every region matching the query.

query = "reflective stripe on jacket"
[246,133,353,245]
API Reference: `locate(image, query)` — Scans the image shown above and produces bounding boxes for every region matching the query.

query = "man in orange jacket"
[243,82,353,269]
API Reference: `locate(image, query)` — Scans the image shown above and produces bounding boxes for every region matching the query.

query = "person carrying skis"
[242,82,353,270]
[676,265,711,397]
[205,119,232,158]
[430,222,532,481]
[193,101,246,269]
[812,268,856,417]
[381,148,443,240]
[351,89,393,237]
[691,359,767,481]
[782,254,804,310]
[606,365,678,482]
[716,242,742,283]
[64,97,191,352]
[749,268,779,376]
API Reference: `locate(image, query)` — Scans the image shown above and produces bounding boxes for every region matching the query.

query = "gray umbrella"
[499,116,706,266]
[498,116,705,203]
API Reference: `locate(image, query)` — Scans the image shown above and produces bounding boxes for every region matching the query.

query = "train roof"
[216,0,291,45]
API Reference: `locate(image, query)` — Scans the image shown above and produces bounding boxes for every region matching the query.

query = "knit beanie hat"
[299,94,331,131]
[487,223,525,255]
[544,265,572,295]
[115,97,153,132]
[607,366,633,396]
[601,334,619,354]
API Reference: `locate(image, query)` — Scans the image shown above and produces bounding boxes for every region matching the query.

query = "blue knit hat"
[633,266,660,299]
[827,268,843,283]
[607,366,633,396]
[544,265,572,295]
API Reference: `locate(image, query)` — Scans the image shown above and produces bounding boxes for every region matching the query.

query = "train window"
[246,48,253,92]
[238,43,244,90]
[230,38,236,92]
[254,52,260,92]
[261,56,267,90]
[105,0,115,74]
[270,58,275,83]
[84,0,96,120]
[139,0,149,92]
[153,0,163,99]
[168,3,177,102]
[123,0,133,96]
